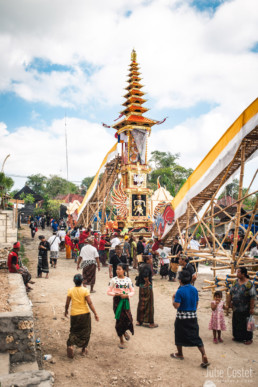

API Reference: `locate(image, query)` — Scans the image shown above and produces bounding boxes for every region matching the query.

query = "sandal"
[170,353,184,360]
[218,338,223,343]
[213,338,218,344]
[124,332,130,341]
[67,346,74,359]
[149,324,159,328]
[81,348,88,356]
[243,340,253,345]
[200,355,210,368]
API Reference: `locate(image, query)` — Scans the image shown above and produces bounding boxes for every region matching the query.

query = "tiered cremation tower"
[112,50,156,233]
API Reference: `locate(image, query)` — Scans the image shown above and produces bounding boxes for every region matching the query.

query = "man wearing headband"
[8,242,33,292]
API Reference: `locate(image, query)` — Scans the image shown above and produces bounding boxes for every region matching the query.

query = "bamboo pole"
[204,190,257,222]
[232,143,245,272]
[215,203,247,234]
[237,197,258,262]
[211,199,217,278]
[189,201,228,255]
[176,219,183,244]
[183,202,190,252]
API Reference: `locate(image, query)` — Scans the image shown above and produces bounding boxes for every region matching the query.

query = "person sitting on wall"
[7,242,33,292]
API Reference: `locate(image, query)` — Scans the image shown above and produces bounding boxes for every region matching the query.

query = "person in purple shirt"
[171,270,210,368]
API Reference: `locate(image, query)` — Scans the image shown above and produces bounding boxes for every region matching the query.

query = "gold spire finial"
[131,49,137,62]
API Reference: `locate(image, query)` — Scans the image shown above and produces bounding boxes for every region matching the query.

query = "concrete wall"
[0,210,17,248]
[0,274,36,363]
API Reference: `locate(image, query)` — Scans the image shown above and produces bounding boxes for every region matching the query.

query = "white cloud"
[0,118,116,188]
[0,0,257,110]
[0,0,257,191]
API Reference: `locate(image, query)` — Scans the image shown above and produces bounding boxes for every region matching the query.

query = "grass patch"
[19,243,29,267]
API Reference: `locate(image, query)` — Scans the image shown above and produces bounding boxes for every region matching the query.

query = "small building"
[13,186,43,223]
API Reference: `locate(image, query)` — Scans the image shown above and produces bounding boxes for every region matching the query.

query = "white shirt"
[48,235,61,251]
[57,230,66,241]
[250,245,258,257]
[110,237,121,249]
[157,247,171,264]
[80,244,99,262]
[189,240,200,251]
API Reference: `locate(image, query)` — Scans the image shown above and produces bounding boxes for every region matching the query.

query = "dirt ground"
[19,225,258,387]
[0,270,11,312]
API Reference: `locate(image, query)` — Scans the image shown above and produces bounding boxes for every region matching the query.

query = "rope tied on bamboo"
[225,275,230,289]
[215,276,219,287]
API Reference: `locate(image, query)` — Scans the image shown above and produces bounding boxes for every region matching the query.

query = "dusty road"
[19,225,258,387]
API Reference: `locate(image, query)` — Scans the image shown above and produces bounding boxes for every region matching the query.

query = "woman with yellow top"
[65,274,99,358]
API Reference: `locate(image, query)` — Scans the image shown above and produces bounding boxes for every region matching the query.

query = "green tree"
[26,174,47,196]
[33,208,45,217]
[242,191,258,211]
[46,175,79,198]
[0,172,14,208]
[81,176,94,195]
[219,178,239,200]
[148,151,193,196]
[10,189,19,198]
[44,199,62,219]
[20,193,35,204]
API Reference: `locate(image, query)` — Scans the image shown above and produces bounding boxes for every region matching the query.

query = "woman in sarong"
[107,263,134,349]
[171,270,209,368]
[65,274,99,358]
[37,236,50,279]
[136,255,158,328]
[228,267,256,345]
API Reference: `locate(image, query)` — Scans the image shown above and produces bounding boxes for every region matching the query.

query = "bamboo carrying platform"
[77,156,121,232]
[163,124,258,294]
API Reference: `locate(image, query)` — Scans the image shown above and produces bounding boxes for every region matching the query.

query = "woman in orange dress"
[65,232,73,259]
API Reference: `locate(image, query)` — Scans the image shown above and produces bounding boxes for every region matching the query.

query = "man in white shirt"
[109,233,121,262]
[77,237,100,293]
[57,228,66,251]
[188,235,200,272]
[48,232,61,268]
[156,242,171,279]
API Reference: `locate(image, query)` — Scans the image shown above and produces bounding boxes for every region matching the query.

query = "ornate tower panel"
[112,50,156,233]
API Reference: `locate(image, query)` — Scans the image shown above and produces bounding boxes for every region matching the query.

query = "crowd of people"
[7,216,257,367]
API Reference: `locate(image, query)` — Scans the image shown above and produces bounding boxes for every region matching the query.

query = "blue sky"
[0,0,257,190]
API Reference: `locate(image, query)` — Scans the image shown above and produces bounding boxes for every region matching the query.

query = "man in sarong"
[77,237,100,293]
[136,255,158,328]
[171,270,209,368]
[8,242,33,292]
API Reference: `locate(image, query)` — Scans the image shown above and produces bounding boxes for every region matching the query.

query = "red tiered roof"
[122,96,147,106]
[113,50,156,131]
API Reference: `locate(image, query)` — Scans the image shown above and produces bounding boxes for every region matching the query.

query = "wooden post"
[232,143,245,273]
[211,199,216,278]
[184,202,190,252]
[237,197,258,261]
[101,177,107,234]
[86,205,89,227]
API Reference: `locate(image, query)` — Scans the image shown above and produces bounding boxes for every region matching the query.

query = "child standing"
[72,238,80,263]
[209,291,227,343]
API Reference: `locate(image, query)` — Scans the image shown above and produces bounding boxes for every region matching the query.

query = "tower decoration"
[111,49,157,234]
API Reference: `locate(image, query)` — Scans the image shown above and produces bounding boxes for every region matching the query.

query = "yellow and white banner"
[76,142,118,219]
[169,98,258,230]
